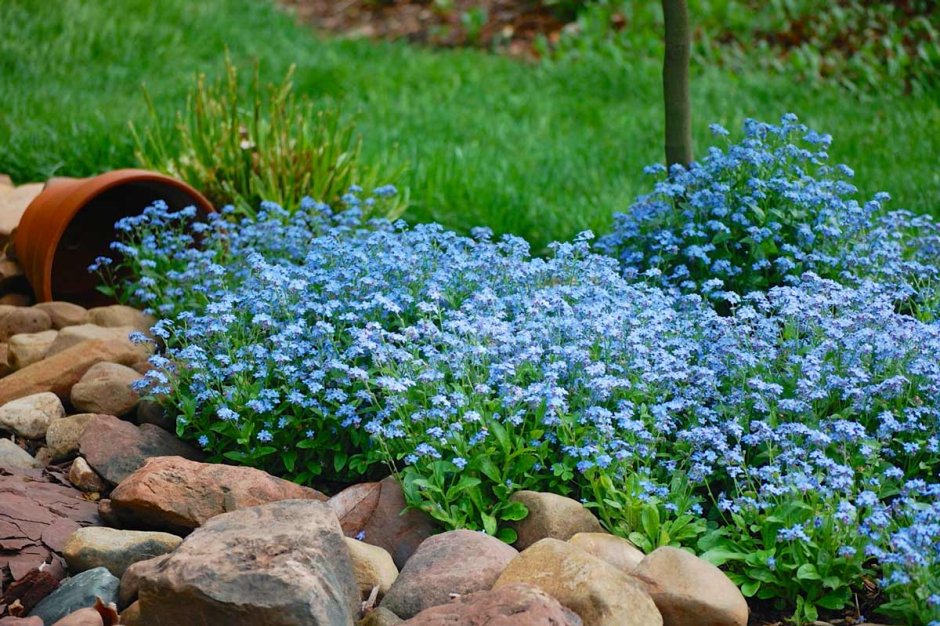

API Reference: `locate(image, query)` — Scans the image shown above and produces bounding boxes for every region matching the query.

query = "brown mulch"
[279,0,569,58]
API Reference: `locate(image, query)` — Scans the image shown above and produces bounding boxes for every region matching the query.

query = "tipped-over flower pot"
[14,169,213,306]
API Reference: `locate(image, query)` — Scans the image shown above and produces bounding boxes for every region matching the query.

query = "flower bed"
[98,117,939,625]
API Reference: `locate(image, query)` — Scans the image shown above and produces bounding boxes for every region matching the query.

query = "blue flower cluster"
[101,122,939,624]
[597,114,940,319]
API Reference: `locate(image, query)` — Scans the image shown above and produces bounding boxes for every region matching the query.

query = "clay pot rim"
[19,168,213,303]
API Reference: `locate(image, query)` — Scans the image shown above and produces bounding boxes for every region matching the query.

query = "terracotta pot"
[14,169,213,306]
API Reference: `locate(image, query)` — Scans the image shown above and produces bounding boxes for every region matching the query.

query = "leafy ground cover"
[1,0,938,250]
[99,116,939,625]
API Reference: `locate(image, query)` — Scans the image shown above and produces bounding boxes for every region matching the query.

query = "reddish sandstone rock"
[0,340,141,406]
[135,500,359,625]
[328,477,435,568]
[49,607,104,626]
[78,417,203,486]
[380,530,518,619]
[400,583,583,626]
[0,617,44,625]
[109,456,325,534]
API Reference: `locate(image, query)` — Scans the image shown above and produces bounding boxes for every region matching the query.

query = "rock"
[568,532,645,573]
[32,303,89,330]
[118,555,169,609]
[0,392,65,439]
[494,538,662,626]
[359,608,403,625]
[0,617,43,626]
[633,546,748,626]
[0,343,12,377]
[2,558,68,615]
[345,537,398,600]
[119,601,141,626]
[32,446,53,467]
[62,527,181,579]
[381,530,518,619]
[0,472,100,581]
[0,182,43,238]
[44,414,98,462]
[8,330,58,370]
[28,567,119,626]
[0,294,32,307]
[329,477,435,568]
[109,455,324,535]
[66,458,107,493]
[509,491,604,550]
[78,417,204,486]
[0,309,51,342]
[135,399,173,432]
[96,500,119,528]
[400,583,583,626]
[44,326,150,363]
[69,363,141,417]
[49,607,104,626]
[135,500,359,625]
[0,340,142,406]
[87,307,154,335]
[0,438,42,471]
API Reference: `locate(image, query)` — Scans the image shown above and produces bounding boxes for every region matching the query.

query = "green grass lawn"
[1,0,938,250]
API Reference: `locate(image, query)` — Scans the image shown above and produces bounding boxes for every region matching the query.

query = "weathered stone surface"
[8,330,58,370]
[329,477,435,569]
[69,363,141,417]
[0,343,12,378]
[359,608,403,626]
[568,532,645,573]
[2,558,67,616]
[86,307,153,335]
[0,393,65,439]
[0,340,141,406]
[62,527,181,579]
[44,415,98,462]
[78,417,203,486]
[109,455,324,535]
[134,400,173,432]
[44,326,149,363]
[633,546,748,626]
[32,303,89,330]
[0,438,41,471]
[28,567,119,626]
[119,601,141,626]
[95,500,118,529]
[0,472,99,581]
[400,583,583,626]
[509,491,604,550]
[0,617,43,626]
[0,309,51,343]
[494,538,662,626]
[0,182,43,238]
[118,555,168,609]
[49,607,104,626]
[136,500,359,626]
[345,537,398,600]
[381,530,518,619]
[66,458,106,494]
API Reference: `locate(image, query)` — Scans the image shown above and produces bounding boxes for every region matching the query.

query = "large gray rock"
[62,526,182,578]
[633,546,748,626]
[0,392,65,439]
[381,530,518,619]
[135,499,360,625]
[28,567,119,625]
[70,362,141,417]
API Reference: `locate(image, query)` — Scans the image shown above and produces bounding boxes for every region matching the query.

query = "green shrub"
[132,57,406,219]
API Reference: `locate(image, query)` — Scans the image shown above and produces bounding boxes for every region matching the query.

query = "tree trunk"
[662,0,692,167]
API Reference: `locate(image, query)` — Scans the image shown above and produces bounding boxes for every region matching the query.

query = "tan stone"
[45,324,151,361]
[8,329,58,369]
[509,490,605,550]
[345,537,398,600]
[120,601,142,626]
[88,305,155,335]
[0,391,65,439]
[633,546,748,626]
[0,437,42,470]
[63,526,182,579]
[0,182,43,237]
[33,302,90,329]
[494,538,662,626]
[568,532,645,573]
[400,583,583,626]
[68,457,108,493]
[0,307,51,341]
[0,339,141,405]
[70,361,142,417]
[45,413,98,461]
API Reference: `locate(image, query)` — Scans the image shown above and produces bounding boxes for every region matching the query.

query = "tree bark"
[662,0,693,167]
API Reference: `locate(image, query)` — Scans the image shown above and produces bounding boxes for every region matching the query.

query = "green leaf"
[500,501,529,521]
[640,506,660,542]
[796,563,821,581]
[740,580,761,597]
[816,591,848,610]
[475,457,502,483]
[482,512,497,536]
[699,548,745,566]
[496,527,517,544]
[282,450,297,473]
